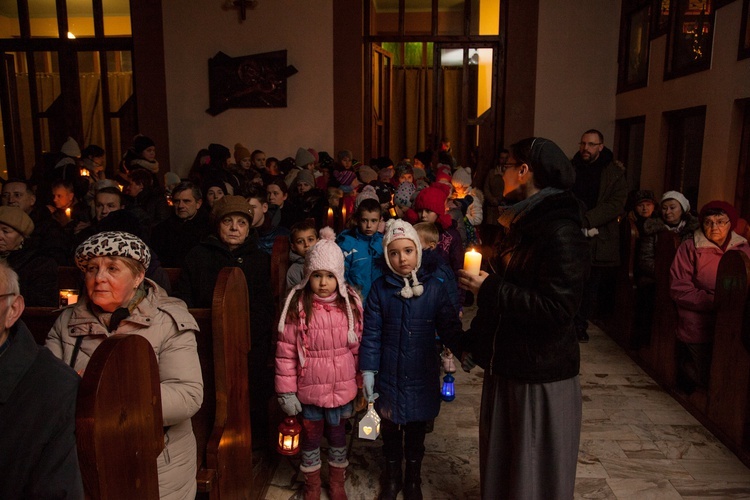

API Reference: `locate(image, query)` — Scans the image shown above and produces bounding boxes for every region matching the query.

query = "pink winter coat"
[275,291,363,408]
[670,229,750,343]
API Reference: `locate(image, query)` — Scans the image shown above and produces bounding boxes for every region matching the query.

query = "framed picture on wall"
[740,0,750,60]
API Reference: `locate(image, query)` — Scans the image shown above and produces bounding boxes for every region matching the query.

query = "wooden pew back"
[709,250,750,452]
[24,266,255,499]
[611,216,639,348]
[76,334,163,499]
[194,267,253,497]
[271,235,290,319]
[639,230,681,386]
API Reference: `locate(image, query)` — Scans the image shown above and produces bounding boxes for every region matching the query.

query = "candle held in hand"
[327,207,334,228]
[463,248,482,276]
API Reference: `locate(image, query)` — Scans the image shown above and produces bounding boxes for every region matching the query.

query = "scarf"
[497,187,564,229]
[91,284,148,332]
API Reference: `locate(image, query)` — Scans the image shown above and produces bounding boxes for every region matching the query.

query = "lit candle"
[327,207,334,228]
[79,168,89,177]
[389,207,397,217]
[117,184,124,191]
[64,208,71,218]
[463,248,482,276]
[59,289,79,308]
[341,205,347,226]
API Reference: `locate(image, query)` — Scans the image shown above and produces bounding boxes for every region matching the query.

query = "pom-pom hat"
[277,227,359,347]
[75,231,151,272]
[382,219,424,298]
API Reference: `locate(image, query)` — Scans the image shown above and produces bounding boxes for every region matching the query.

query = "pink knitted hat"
[277,227,358,345]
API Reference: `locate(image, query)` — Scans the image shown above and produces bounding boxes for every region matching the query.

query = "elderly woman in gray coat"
[46,231,203,500]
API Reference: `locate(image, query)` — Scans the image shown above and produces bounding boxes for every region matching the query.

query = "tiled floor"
[261,308,750,499]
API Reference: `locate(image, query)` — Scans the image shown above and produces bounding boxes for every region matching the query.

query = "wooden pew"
[76,334,164,499]
[23,267,256,499]
[638,231,681,387]
[195,267,253,498]
[709,250,750,461]
[271,234,291,319]
[610,216,638,349]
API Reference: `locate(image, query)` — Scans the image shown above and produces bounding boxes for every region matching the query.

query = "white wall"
[534,0,621,154]
[161,0,334,177]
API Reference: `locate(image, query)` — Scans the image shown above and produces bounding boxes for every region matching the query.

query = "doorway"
[365,0,505,180]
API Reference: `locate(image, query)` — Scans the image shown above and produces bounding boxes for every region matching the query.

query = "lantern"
[277,416,301,455]
[358,402,381,440]
[441,373,456,402]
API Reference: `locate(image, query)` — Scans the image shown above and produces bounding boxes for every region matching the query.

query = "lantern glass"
[277,416,301,456]
[441,373,456,402]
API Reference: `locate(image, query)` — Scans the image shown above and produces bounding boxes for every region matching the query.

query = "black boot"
[403,459,423,500]
[379,459,402,500]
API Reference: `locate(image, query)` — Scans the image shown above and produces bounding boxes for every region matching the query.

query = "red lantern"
[277,416,301,455]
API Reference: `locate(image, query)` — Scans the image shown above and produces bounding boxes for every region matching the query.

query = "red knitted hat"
[414,186,447,215]
[700,200,738,230]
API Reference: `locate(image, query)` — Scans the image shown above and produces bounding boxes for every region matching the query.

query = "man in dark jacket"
[571,129,627,342]
[3,179,72,265]
[151,182,210,268]
[0,261,83,499]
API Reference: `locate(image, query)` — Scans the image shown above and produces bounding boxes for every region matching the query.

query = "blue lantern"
[441,373,455,402]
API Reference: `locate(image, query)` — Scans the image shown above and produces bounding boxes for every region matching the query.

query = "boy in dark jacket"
[360,219,465,500]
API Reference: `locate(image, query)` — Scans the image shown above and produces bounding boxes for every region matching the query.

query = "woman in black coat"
[458,138,590,500]
[174,195,274,445]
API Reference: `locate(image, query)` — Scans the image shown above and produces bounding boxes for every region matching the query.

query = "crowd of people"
[2,129,749,500]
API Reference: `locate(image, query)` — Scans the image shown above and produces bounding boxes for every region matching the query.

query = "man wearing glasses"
[571,129,628,342]
[0,261,83,498]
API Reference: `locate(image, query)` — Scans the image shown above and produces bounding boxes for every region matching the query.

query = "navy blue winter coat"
[360,268,464,424]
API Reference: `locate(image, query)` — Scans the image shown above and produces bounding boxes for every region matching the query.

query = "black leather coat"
[467,191,590,382]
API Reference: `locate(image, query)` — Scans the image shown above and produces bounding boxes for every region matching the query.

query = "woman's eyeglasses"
[702,219,730,228]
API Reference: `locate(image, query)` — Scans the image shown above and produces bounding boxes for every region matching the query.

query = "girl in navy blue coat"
[359,219,464,500]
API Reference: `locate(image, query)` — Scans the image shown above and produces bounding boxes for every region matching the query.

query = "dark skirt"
[479,372,582,500]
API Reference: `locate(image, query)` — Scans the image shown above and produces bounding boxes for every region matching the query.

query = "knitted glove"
[461,352,477,373]
[362,370,379,402]
[277,393,302,416]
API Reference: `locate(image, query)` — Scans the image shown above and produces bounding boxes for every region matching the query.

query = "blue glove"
[461,352,477,373]
[277,393,302,416]
[361,370,379,402]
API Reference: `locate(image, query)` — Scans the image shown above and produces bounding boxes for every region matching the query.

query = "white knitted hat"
[382,219,424,298]
[661,191,690,213]
[451,166,472,188]
[277,227,358,345]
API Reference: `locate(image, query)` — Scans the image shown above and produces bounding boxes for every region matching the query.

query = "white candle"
[463,248,482,276]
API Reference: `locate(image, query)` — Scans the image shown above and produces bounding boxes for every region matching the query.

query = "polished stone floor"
[261,308,750,499]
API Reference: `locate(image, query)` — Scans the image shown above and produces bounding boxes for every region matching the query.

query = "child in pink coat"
[275,227,363,500]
